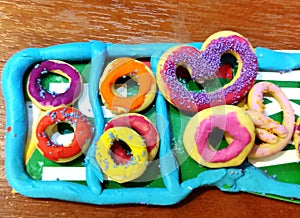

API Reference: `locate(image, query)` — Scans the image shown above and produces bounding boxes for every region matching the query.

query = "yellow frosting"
[96,126,148,183]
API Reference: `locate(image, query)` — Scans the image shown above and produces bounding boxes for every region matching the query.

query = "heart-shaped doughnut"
[156,31,258,113]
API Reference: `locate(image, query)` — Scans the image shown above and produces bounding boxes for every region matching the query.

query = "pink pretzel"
[247,82,294,158]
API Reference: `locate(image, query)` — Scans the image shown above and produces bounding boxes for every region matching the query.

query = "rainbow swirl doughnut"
[157,31,258,113]
[27,60,83,110]
[104,113,159,162]
[247,82,295,158]
[35,106,93,163]
[99,58,156,114]
[183,105,255,168]
[96,127,148,183]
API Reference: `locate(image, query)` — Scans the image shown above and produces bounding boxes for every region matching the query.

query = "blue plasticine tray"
[2,41,300,205]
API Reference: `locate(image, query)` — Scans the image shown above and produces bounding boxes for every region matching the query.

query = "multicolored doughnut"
[99,58,156,114]
[96,127,148,183]
[156,31,258,113]
[104,113,159,162]
[27,60,83,110]
[35,106,93,163]
[183,105,255,168]
[247,82,295,158]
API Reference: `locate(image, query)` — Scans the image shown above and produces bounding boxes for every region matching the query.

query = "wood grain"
[1,0,300,217]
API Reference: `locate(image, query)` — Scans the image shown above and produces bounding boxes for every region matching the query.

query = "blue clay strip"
[150,53,181,192]
[106,43,180,58]
[85,41,107,194]
[181,168,227,190]
[85,158,103,195]
[214,163,300,199]
[2,41,300,205]
[39,42,91,61]
[155,93,181,193]
[3,48,39,193]
[256,47,300,71]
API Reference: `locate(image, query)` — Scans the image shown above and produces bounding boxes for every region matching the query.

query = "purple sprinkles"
[158,35,258,113]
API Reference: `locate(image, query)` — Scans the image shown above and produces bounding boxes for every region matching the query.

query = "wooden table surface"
[1,0,300,217]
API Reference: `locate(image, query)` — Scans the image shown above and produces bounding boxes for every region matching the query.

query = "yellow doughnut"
[183,105,255,168]
[96,127,148,183]
[104,113,159,162]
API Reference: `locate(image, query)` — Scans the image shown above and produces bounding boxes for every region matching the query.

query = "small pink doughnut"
[247,82,295,158]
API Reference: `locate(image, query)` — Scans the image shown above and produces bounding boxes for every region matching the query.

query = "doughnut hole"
[217,53,238,85]
[110,139,133,165]
[45,122,75,147]
[176,63,227,93]
[176,64,204,91]
[114,75,139,98]
[208,127,229,151]
[40,71,71,94]
[260,96,283,139]
[262,96,281,119]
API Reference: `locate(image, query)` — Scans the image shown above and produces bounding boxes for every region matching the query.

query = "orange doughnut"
[99,58,156,114]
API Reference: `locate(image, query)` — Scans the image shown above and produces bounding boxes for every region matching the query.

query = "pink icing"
[247,82,295,158]
[104,115,158,152]
[159,34,258,113]
[249,82,291,112]
[195,112,251,163]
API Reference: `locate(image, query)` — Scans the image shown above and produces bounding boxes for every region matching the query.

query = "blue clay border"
[2,42,300,205]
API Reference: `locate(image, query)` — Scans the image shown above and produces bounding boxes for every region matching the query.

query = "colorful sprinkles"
[157,32,258,113]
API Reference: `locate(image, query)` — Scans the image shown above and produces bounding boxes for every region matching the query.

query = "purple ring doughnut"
[27,60,82,110]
